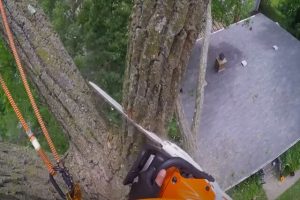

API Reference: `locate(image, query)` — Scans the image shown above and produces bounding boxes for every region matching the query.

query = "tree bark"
[123,0,208,138]
[0,0,208,199]
[0,143,61,199]
[0,1,127,199]
[191,0,212,136]
[175,98,198,157]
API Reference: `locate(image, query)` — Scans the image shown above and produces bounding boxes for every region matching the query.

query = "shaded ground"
[180,13,300,190]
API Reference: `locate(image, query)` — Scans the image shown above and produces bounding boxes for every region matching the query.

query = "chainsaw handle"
[124,145,169,185]
[152,157,215,183]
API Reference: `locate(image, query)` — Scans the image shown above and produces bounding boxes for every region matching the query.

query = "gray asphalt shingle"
[180,13,300,190]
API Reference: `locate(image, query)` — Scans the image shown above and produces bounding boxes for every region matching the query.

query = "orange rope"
[0,0,60,162]
[37,149,56,175]
[0,75,55,175]
[0,76,29,132]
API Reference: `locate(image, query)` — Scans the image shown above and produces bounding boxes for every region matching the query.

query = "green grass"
[280,141,300,176]
[277,178,300,200]
[0,37,68,154]
[227,174,268,200]
[228,141,300,200]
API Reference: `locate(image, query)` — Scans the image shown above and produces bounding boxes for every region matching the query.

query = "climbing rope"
[0,74,55,175]
[0,0,60,163]
[0,1,80,199]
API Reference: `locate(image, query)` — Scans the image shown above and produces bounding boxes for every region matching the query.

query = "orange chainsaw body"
[143,167,215,200]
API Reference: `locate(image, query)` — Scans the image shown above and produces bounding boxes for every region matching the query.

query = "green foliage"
[52,2,73,42]
[0,38,68,154]
[40,0,132,101]
[278,0,300,38]
[227,174,268,200]
[39,0,58,18]
[260,0,300,39]
[230,141,300,200]
[212,0,254,25]
[277,178,300,200]
[260,0,286,25]
[167,116,181,142]
[280,141,300,176]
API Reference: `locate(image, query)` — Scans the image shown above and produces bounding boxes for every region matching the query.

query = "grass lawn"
[228,139,300,200]
[227,175,268,200]
[277,178,300,200]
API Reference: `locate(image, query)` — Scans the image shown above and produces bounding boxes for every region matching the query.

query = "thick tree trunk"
[0,143,61,199]
[0,1,128,199]
[123,0,208,137]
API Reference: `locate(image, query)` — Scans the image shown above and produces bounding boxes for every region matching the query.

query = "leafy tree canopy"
[212,0,254,25]
[40,0,132,101]
[278,0,300,38]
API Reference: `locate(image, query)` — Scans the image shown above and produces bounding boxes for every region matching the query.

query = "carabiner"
[49,164,81,200]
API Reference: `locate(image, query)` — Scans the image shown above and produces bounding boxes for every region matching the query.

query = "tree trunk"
[0,143,60,199]
[0,0,208,199]
[0,1,127,199]
[123,0,208,137]
[191,0,212,136]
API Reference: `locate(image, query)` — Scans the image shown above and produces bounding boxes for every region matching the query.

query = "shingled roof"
[180,13,300,190]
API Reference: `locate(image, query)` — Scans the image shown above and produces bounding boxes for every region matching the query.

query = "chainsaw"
[89,82,231,200]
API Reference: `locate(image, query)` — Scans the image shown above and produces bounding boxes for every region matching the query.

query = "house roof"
[180,13,300,190]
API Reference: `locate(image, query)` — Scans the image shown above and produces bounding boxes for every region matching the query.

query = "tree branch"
[176,97,198,158]
[191,0,212,136]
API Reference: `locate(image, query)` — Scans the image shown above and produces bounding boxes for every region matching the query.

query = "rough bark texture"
[0,1,128,199]
[175,98,198,157]
[191,0,212,136]
[0,143,61,200]
[123,0,208,137]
